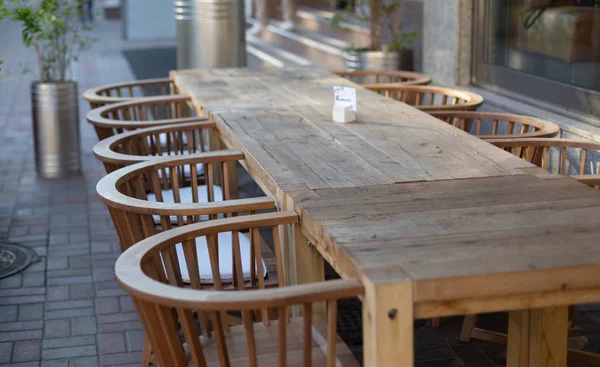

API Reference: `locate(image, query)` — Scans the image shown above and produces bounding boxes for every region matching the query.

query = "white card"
[333,86,357,112]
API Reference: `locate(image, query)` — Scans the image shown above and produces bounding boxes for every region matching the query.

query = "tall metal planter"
[175,0,247,69]
[346,49,414,71]
[31,82,81,179]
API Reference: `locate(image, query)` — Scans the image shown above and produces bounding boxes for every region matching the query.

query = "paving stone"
[0,274,22,289]
[0,305,18,322]
[0,321,43,332]
[47,269,92,279]
[13,340,41,362]
[70,316,97,336]
[46,286,69,302]
[97,312,138,325]
[68,255,91,269]
[45,300,93,311]
[98,351,141,366]
[68,285,95,300]
[0,362,40,367]
[69,356,99,367]
[43,320,70,339]
[119,297,136,313]
[92,268,114,282]
[42,336,95,350]
[44,308,94,320]
[41,345,97,360]
[0,288,44,297]
[46,276,92,287]
[94,297,119,315]
[18,304,44,321]
[40,360,68,367]
[97,332,126,354]
[0,342,12,364]
[97,320,143,334]
[0,330,42,342]
[0,295,45,306]
[124,330,144,352]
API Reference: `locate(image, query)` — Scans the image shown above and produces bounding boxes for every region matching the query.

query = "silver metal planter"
[175,0,247,69]
[345,49,414,71]
[31,82,81,179]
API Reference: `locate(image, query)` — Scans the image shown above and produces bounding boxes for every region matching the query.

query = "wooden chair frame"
[97,153,277,365]
[491,138,600,189]
[115,212,364,367]
[87,95,205,141]
[96,152,275,252]
[429,111,560,140]
[335,70,431,86]
[83,77,176,108]
[93,121,217,174]
[364,84,484,112]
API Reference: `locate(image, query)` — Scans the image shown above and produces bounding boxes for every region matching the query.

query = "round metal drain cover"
[0,243,40,280]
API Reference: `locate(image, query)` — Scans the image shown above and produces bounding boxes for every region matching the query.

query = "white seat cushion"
[175,231,268,283]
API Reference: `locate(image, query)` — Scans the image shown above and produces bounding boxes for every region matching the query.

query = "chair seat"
[175,231,268,284]
[187,317,360,367]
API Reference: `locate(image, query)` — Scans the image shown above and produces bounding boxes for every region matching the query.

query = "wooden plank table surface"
[171,67,600,367]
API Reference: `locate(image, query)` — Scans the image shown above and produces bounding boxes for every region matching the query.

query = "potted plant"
[331,0,418,71]
[0,0,94,179]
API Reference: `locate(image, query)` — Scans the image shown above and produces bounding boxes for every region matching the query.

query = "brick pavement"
[1,14,600,367]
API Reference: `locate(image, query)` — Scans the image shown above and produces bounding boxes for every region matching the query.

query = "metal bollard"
[174,0,247,69]
[31,82,81,179]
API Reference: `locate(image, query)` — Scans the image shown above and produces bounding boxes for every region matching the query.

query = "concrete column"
[422,0,472,85]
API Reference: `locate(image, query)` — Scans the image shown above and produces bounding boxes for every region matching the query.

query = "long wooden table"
[171,67,600,367]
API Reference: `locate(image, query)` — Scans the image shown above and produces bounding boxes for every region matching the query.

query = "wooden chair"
[83,78,176,108]
[97,153,277,365]
[115,212,363,367]
[93,121,216,174]
[364,84,484,112]
[335,70,431,86]
[458,138,600,365]
[87,95,205,141]
[428,111,560,140]
[491,138,600,189]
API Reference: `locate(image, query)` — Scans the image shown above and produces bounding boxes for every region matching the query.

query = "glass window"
[473,0,600,116]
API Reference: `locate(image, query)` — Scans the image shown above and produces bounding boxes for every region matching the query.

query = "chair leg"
[141,336,153,366]
[431,318,440,328]
[460,314,478,342]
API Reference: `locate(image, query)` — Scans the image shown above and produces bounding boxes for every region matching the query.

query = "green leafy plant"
[0,0,95,83]
[330,0,418,52]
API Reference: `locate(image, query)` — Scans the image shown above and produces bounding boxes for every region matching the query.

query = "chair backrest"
[83,78,176,108]
[115,212,364,367]
[96,153,275,251]
[335,70,431,86]
[364,84,484,112]
[491,138,600,189]
[429,111,560,139]
[87,95,203,141]
[93,121,217,173]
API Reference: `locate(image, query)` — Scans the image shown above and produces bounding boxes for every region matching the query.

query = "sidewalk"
[1,15,599,367]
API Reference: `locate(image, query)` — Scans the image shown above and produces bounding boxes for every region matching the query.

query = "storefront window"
[473,0,600,116]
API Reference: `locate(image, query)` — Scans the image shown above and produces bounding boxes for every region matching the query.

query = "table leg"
[507,307,568,367]
[363,281,414,367]
[289,221,325,318]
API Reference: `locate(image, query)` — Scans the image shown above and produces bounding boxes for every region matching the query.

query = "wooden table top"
[213,103,533,194]
[290,172,600,304]
[172,67,600,314]
[171,67,388,112]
